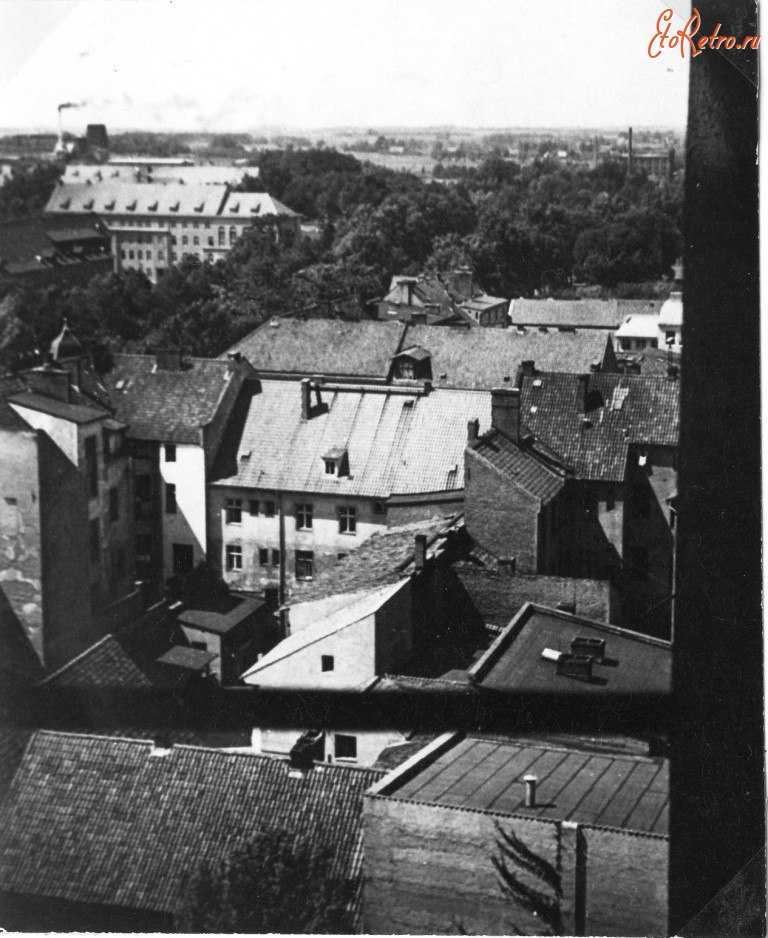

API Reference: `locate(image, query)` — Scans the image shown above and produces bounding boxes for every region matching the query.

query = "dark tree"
[176,827,352,934]
[492,821,563,936]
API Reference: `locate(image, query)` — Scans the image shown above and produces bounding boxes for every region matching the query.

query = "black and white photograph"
[0,0,762,934]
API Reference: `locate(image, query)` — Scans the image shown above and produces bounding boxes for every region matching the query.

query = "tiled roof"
[45,182,229,218]
[39,635,151,688]
[400,325,615,390]
[8,390,106,425]
[291,517,458,604]
[470,430,568,503]
[452,566,611,625]
[616,349,681,377]
[219,191,298,218]
[510,298,624,329]
[382,733,669,835]
[211,380,491,497]
[519,371,680,481]
[225,319,407,379]
[0,731,383,919]
[178,594,264,635]
[105,355,243,443]
[617,298,664,316]
[469,604,671,696]
[0,214,109,274]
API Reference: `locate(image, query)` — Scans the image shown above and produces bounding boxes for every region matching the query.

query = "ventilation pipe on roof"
[524,775,538,807]
[300,378,311,421]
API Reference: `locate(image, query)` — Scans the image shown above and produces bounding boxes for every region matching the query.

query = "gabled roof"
[510,298,624,329]
[290,517,458,604]
[519,371,680,481]
[0,731,383,919]
[105,354,248,443]
[469,430,569,503]
[400,325,615,390]
[243,580,406,680]
[211,380,491,497]
[469,603,671,696]
[39,634,151,688]
[8,390,106,425]
[219,191,298,218]
[224,320,407,380]
[45,181,229,217]
[373,732,669,835]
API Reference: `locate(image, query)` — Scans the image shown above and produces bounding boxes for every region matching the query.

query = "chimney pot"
[491,387,521,444]
[524,775,537,808]
[467,418,480,443]
[227,351,242,363]
[521,360,536,377]
[414,534,427,572]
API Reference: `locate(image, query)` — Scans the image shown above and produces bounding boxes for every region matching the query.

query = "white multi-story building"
[45,182,298,282]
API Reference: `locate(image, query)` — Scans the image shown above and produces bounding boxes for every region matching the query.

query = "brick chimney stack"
[467,418,480,443]
[414,534,427,572]
[491,387,521,444]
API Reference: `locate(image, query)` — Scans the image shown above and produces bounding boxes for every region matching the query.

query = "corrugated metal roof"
[0,731,382,918]
[390,735,669,835]
[212,380,491,497]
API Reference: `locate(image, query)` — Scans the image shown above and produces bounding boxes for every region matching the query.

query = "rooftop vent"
[556,654,594,681]
[571,636,606,661]
[523,775,538,807]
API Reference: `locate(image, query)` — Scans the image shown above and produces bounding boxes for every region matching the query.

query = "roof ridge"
[37,634,116,684]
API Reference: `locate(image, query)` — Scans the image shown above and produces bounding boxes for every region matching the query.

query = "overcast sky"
[0,0,690,132]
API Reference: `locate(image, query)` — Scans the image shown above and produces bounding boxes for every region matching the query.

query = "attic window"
[323,448,348,477]
[229,202,240,213]
[250,204,261,214]
[402,399,415,409]
[148,201,159,212]
[59,198,71,209]
[104,200,115,210]
[194,202,204,213]
[83,199,94,210]
[169,201,180,212]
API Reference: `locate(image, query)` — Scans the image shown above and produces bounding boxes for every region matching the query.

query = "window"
[249,499,259,515]
[334,734,357,761]
[193,236,200,246]
[173,543,194,575]
[264,500,276,518]
[207,236,214,247]
[225,544,242,571]
[337,552,348,560]
[109,486,119,522]
[666,330,676,344]
[321,655,334,672]
[229,226,237,244]
[218,226,226,246]
[620,339,632,351]
[295,550,314,580]
[165,483,177,514]
[324,459,336,475]
[635,339,647,350]
[271,548,280,567]
[259,548,269,566]
[338,506,357,534]
[164,443,176,462]
[225,498,242,524]
[182,236,188,246]
[135,474,152,502]
[89,518,100,564]
[190,640,207,651]
[295,503,313,530]
[137,250,143,260]
[84,436,98,497]
[397,360,415,379]
[650,338,658,349]
[128,250,135,260]
[373,501,386,515]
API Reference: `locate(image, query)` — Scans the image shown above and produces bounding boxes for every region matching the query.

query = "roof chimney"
[453,266,473,299]
[414,534,427,572]
[576,374,589,412]
[667,363,679,381]
[227,351,242,364]
[300,378,311,420]
[520,360,536,377]
[498,557,516,577]
[155,349,183,371]
[25,358,71,403]
[524,775,537,808]
[491,387,521,444]
[467,418,480,443]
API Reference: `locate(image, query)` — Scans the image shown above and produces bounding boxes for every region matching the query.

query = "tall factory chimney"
[627,126,634,176]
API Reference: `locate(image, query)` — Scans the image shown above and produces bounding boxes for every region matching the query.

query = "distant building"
[0,214,112,287]
[509,297,626,331]
[209,378,491,590]
[615,292,682,356]
[45,181,298,281]
[0,326,135,670]
[225,319,619,389]
[103,350,259,593]
[364,732,669,936]
[61,164,253,187]
[376,269,508,327]
[0,731,381,931]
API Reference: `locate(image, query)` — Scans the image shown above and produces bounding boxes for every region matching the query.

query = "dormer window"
[83,199,94,210]
[104,200,115,210]
[169,201,180,212]
[148,201,158,212]
[392,346,432,381]
[126,200,137,212]
[322,447,348,477]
